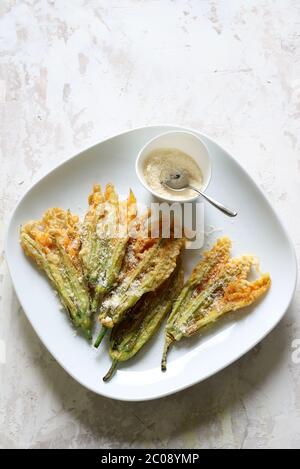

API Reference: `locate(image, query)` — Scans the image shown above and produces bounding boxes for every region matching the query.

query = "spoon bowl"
[160,169,190,191]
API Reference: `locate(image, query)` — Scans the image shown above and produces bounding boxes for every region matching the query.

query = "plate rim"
[5,125,298,401]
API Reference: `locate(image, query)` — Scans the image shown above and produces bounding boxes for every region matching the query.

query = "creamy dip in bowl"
[136,131,211,203]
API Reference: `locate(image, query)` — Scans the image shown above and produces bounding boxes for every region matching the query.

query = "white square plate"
[5,126,297,401]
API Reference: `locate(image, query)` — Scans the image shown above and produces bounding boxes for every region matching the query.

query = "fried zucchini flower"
[162,237,271,370]
[20,208,92,339]
[95,216,185,346]
[103,263,184,382]
[80,184,137,312]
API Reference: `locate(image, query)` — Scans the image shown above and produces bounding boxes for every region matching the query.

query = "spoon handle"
[189,186,237,217]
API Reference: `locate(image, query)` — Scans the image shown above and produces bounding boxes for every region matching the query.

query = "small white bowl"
[135,130,212,202]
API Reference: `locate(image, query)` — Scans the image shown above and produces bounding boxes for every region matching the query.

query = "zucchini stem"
[161,335,173,372]
[94,326,107,348]
[103,360,118,382]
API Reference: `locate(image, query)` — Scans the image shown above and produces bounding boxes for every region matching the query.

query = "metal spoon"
[161,169,237,217]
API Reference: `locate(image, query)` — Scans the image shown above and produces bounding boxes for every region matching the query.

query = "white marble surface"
[1,0,300,449]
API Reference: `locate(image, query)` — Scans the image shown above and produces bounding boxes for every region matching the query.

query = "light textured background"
[1,0,300,449]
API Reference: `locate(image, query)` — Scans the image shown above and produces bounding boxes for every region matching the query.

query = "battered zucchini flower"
[80,184,137,313]
[94,216,185,347]
[20,208,92,339]
[161,237,271,370]
[103,263,184,382]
